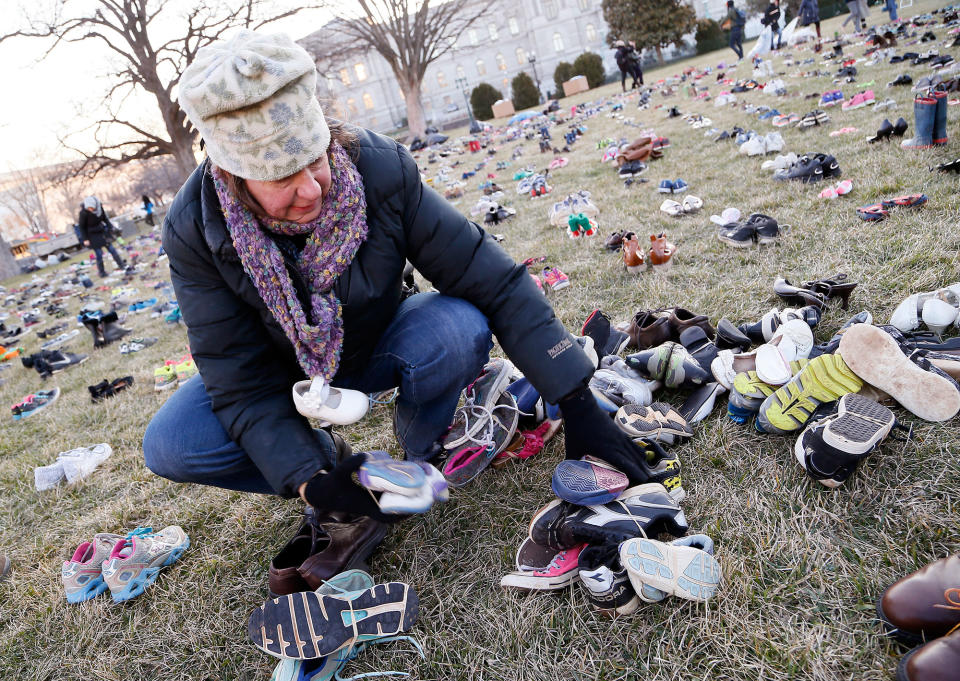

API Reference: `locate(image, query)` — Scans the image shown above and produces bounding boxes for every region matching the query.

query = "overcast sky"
[0,1,341,171]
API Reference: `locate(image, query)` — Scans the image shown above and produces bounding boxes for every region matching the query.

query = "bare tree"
[0,168,52,236]
[319,0,494,138]
[1,0,323,183]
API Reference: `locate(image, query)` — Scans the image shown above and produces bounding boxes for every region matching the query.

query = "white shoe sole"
[620,538,721,602]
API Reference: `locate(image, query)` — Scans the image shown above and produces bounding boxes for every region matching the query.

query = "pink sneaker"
[842,90,875,111]
[499,542,586,590]
[542,266,569,291]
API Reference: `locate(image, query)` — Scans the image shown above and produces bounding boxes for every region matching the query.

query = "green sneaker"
[728,360,808,423]
[756,354,862,434]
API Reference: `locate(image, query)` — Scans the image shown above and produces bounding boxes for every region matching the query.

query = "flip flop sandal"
[857,204,889,221]
[881,193,928,209]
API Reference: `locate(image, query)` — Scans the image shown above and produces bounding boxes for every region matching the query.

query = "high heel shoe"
[801,273,858,310]
[773,277,828,310]
[932,158,960,174]
[891,117,909,136]
[866,118,894,143]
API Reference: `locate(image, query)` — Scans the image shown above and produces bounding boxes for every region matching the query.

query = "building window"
[437,71,448,87]
[476,59,486,75]
[488,22,499,41]
[354,63,368,81]
[346,98,358,115]
[339,68,351,86]
[508,17,520,35]
[496,53,507,71]
[543,0,558,20]
[456,65,465,80]
[585,23,597,43]
[578,0,590,8]
[362,93,374,110]
[469,28,478,45]
[515,46,526,64]
[553,32,564,52]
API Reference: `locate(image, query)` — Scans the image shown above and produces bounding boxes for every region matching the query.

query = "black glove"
[558,386,653,485]
[301,454,406,524]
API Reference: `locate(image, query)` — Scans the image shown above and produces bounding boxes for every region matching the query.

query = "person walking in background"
[142,195,155,227]
[614,40,640,92]
[723,0,746,60]
[798,0,822,52]
[842,0,865,32]
[763,0,783,51]
[884,0,898,22]
[77,196,125,277]
[627,41,644,87]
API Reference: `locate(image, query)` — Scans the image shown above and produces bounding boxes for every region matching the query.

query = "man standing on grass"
[723,0,746,61]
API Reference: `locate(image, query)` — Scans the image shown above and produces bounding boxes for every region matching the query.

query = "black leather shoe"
[679,326,719,371]
[867,118,895,143]
[715,318,752,352]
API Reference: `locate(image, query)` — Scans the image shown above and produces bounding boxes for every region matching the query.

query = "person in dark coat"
[762,0,782,51]
[724,1,746,60]
[627,40,644,87]
[798,0,822,51]
[77,196,125,277]
[614,40,640,92]
[143,32,654,531]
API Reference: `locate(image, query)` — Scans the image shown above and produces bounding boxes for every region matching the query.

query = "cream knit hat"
[178,30,330,182]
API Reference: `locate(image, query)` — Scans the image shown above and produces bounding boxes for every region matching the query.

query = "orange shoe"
[622,234,645,274]
[649,233,677,271]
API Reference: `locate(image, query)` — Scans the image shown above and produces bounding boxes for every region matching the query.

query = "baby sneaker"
[62,533,125,603]
[102,526,190,603]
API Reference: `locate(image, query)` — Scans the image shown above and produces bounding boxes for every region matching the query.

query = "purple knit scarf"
[212,141,368,380]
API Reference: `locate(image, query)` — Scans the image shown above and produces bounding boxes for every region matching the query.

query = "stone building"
[299,0,620,131]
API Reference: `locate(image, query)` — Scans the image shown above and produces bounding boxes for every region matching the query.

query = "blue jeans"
[92,243,124,276]
[730,29,743,59]
[770,25,782,50]
[142,293,492,495]
[886,0,898,21]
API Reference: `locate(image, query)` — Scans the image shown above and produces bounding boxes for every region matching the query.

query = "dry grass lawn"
[1,2,958,678]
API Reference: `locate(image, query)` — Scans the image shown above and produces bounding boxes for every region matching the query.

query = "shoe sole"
[839,324,960,421]
[551,460,629,506]
[248,582,418,660]
[757,354,862,434]
[620,538,721,602]
[499,567,580,591]
[717,234,754,248]
[110,536,190,603]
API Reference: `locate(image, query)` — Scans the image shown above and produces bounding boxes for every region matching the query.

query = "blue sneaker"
[102,526,190,603]
[552,458,629,506]
[672,179,689,193]
[758,109,780,120]
[657,179,675,194]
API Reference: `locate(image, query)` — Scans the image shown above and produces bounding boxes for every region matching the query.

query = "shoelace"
[333,635,425,681]
[454,399,525,451]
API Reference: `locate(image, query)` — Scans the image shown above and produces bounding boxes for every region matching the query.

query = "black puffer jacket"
[77,206,115,249]
[162,127,593,496]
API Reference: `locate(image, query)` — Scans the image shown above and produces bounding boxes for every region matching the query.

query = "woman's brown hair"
[213,120,358,221]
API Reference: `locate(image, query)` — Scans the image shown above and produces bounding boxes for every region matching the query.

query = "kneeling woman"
[143,31,648,535]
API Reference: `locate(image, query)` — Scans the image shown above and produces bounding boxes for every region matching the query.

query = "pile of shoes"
[35,443,113,491]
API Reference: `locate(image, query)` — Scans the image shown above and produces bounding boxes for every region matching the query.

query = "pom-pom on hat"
[178,30,330,182]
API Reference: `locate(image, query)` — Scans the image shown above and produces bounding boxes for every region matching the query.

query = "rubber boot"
[81,315,105,348]
[99,311,131,345]
[932,90,948,145]
[901,95,936,149]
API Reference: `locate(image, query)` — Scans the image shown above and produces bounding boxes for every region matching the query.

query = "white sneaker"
[740,136,767,156]
[764,132,785,153]
[620,536,721,602]
[589,369,655,411]
[35,461,66,491]
[59,443,113,483]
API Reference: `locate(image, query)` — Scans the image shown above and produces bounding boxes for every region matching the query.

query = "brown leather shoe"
[648,232,676,271]
[897,630,960,681]
[622,234,645,273]
[627,310,673,350]
[879,554,960,645]
[268,509,388,597]
[669,307,716,339]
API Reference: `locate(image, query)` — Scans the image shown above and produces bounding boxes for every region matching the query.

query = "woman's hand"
[558,387,655,485]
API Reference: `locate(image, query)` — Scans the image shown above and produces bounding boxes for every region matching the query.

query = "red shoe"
[542,266,569,291]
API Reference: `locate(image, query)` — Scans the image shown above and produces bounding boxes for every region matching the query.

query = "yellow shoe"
[174,360,197,385]
[728,359,808,423]
[756,354,862,434]
[154,365,177,391]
